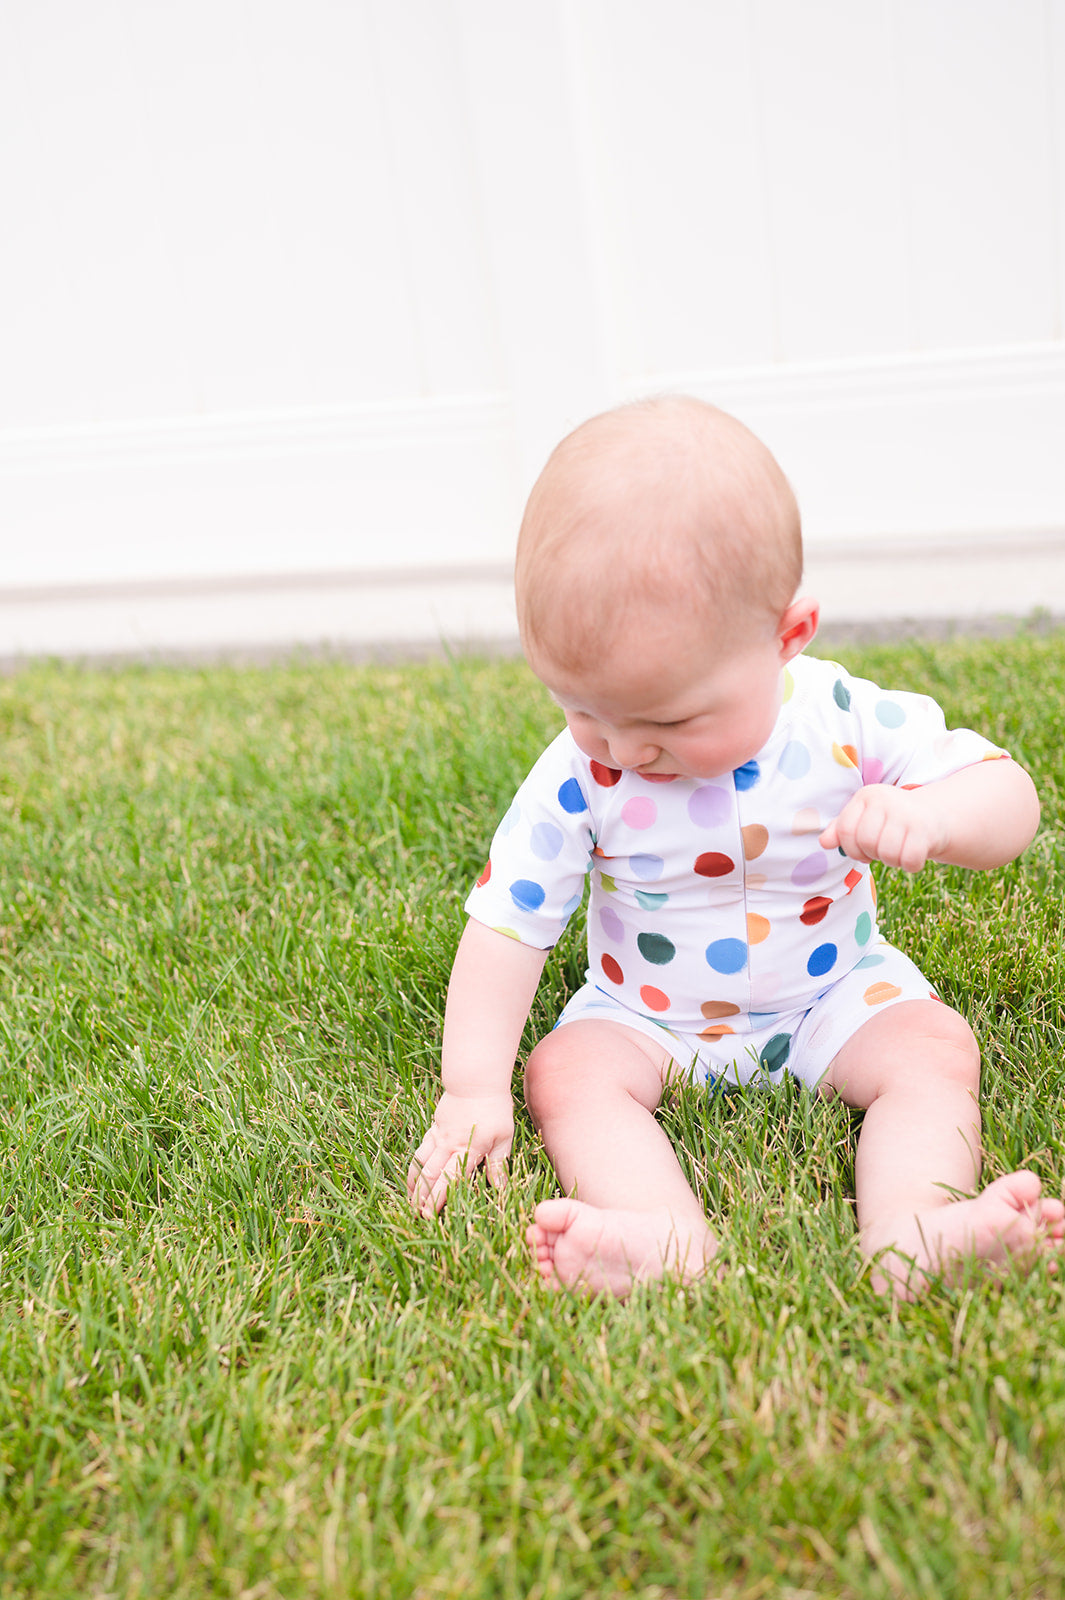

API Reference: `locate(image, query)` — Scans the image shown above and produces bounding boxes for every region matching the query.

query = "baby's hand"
[406,1091,514,1218]
[820,783,946,874]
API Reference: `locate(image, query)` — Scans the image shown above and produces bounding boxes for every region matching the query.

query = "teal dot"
[856,952,885,969]
[635,890,669,911]
[759,1033,792,1074]
[637,932,676,966]
[875,699,906,728]
[705,938,748,975]
[855,911,872,946]
[833,679,852,710]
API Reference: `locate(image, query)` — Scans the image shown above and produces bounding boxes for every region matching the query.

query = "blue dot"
[557,778,588,814]
[705,938,748,975]
[530,821,564,861]
[510,879,545,912]
[875,699,906,728]
[630,853,664,881]
[561,891,583,919]
[499,803,521,835]
[778,741,811,780]
[807,942,838,977]
[733,760,761,791]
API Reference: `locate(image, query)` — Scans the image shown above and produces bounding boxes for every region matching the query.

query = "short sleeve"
[464,731,597,949]
[832,665,1009,789]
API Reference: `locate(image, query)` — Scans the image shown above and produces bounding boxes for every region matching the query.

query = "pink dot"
[862,758,885,785]
[621,796,657,829]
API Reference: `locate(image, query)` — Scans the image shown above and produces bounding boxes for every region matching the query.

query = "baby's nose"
[607,731,659,769]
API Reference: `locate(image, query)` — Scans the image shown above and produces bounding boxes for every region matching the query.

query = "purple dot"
[792,852,827,886]
[599,906,625,943]
[530,821,564,860]
[687,785,730,828]
[630,854,664,881]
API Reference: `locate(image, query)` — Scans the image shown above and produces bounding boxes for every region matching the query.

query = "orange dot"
[863,981,902,1006]
[747,913,771,944]
[639,985,670,1012]
[741,824,769,860]
[701,1000,741,1020]
[601,954,624,985]
[698,1023,736,1039]
[832,742,859,769]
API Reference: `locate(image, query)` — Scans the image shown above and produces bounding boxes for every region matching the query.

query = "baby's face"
[529,619,789,782]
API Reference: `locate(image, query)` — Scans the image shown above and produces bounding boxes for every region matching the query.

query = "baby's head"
[515,396,818,780]
[516,395,802,670]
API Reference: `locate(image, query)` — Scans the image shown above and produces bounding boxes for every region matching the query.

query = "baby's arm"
[820,757,1040,874]
[407,918,548,1218]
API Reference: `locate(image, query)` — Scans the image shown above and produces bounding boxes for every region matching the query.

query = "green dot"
[855,912,872,946]
[637,931,676,966]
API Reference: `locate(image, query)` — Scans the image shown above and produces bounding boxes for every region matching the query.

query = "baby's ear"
[777,595,820,662]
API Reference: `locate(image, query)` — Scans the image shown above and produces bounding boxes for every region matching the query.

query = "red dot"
[694,852,735,878]
[844,868,862,894]
[590,760,622,787]
[639,985,670,1012]
[476,860,492,887]
[601,954,624,985]
[800,895,831,926]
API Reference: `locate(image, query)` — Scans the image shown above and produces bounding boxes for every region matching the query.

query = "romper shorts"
[552,939,940,1090]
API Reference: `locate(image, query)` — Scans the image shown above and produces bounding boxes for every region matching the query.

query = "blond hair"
[515,396,802,670]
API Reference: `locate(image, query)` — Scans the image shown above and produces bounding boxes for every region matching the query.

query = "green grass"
[1,630,1065,1599]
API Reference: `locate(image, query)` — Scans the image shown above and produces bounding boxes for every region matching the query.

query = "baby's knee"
[913,1003,981,1091]
[523,1034,577,1125]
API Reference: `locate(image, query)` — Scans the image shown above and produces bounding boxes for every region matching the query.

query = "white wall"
[1,1,1063,614]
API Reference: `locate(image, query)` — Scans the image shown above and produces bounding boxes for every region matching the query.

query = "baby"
[408,395,1063,1298]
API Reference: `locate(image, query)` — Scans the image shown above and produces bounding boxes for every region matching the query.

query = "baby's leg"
[824,999,1065,1297]
[523,1019,717,1296]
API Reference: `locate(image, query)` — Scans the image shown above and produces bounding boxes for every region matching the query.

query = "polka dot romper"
[465,654,1008,1085]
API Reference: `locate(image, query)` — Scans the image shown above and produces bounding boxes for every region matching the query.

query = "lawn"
[1,630,1064,1599]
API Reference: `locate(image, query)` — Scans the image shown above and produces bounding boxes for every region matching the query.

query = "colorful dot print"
[688,786,730,827]
[640,985,670,1012]
[557,778,587,814]
[759,1033,791,1073]
[510,879,545,912]
[706,938,747,975]
[695,851,735,878]
[630,854,664,880]
[779,741,812,779]
[635,889,668,911]
[463,652,1006,1055]
[621,796,656,829]
[742,824,769,859]
[638,931,676,965]
[591,761,622,787]
[530,821,564,860]
[807,942,837,977]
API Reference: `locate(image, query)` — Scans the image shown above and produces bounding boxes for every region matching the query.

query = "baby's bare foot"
[526,1198,717,1298]
[867,1170,1065,1299]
